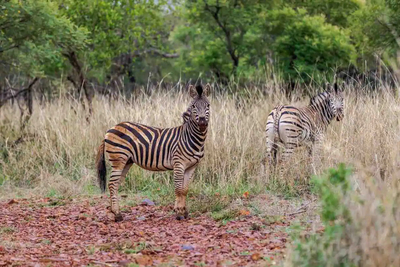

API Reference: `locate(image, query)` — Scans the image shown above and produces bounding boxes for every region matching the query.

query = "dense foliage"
[1,0,399,90]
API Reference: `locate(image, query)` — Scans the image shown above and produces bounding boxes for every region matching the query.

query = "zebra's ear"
[203,83,211,97]
[189,85,197,98]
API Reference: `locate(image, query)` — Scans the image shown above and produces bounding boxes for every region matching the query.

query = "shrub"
[286,163,400,267]
[267,8,356,85]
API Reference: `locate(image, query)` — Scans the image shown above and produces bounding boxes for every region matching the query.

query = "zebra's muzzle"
[198,117,208,132]
[198,123,208,132]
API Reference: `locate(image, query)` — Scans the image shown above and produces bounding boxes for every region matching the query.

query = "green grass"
[0,226,17,234]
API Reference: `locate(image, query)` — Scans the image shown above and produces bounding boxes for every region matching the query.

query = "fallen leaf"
[239,209,250,216]
[243,191,249,198]
[251,253,261,261]
[8,199,17,205]
[135,255,153,265]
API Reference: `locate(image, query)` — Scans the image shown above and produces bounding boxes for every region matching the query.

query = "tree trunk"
[63,51,94,120]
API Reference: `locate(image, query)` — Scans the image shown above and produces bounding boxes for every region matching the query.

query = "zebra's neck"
[181,117,207,152]
[309,96,335,128]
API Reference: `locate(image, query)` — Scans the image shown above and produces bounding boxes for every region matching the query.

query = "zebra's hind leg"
[173,164,196,220]
[109,159,133,222]
[279,146,294,180]
[308,139,323,176]
[266,129,278,176]
[266,142,278,174]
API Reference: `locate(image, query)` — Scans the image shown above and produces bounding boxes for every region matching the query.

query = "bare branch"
[0,77,39,108]
[0,45,20,54]
[131,48,179,58]
[203,1,239,70]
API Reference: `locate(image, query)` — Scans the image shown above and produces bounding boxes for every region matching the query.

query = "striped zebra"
[95,84,211,222]
[265,83,344,174]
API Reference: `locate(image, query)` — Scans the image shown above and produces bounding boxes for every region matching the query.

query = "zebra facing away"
[265,83,344,175]
[96,84,211,222]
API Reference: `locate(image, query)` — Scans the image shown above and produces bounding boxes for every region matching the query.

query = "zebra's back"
[266,105,313,146]
[105,122,181,171]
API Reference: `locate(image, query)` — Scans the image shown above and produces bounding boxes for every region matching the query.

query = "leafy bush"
[267,8,356,85]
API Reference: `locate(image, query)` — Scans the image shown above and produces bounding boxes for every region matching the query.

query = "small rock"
[141,199,155,206]
[181,244,194,250]
[137,216,146,221]
[118,260,132,266]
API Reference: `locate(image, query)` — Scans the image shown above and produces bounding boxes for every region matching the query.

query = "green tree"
[267,8,356,85]
[173,0,275,82]
[286,0,361,28]
[59,0,175,82]
[350,0,400,59]
[0,0,87,77]
[0,0,88,124]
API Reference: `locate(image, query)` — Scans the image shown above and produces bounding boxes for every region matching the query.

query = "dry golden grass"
[0,85,399,197]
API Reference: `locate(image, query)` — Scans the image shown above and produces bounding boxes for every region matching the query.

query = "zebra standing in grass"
[96,84,211,222]
[265,83,344,175]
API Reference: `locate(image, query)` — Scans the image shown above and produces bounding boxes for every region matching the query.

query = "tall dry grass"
[0,84,399,199]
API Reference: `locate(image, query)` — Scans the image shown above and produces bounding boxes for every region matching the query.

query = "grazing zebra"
[96,84,211,222]
[265,83,344,174]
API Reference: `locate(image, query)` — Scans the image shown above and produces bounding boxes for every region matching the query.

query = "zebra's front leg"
[306,145,317,175]
[309,136,323,175]
[173,164,196,220]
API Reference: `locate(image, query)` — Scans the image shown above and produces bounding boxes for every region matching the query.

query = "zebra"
[265,83,344,175]
[95,84,211,222]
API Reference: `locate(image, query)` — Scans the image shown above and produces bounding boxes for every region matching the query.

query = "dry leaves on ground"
[0,197,292,266]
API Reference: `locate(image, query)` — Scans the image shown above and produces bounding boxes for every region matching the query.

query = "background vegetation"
[1,0,400,266]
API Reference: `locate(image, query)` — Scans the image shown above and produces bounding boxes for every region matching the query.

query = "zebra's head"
[329,83,344,121]
[187,83,211,132]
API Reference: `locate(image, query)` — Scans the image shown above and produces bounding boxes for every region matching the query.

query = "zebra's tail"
[273,105,283,144]
[96,140,107,193]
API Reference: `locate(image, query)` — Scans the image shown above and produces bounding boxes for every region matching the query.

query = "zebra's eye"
[191,105,196,110]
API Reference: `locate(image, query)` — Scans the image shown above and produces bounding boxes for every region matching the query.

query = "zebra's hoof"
[115,213,123,222]
[184,211,189,219]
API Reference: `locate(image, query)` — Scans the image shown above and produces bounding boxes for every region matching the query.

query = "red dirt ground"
[0,196,293,266]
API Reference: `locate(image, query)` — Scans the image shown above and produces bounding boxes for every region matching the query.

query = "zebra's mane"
[196,84,203,96]
[309,91,330,106]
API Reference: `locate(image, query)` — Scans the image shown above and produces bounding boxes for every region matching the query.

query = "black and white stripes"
[265,84,344,174]
[96,84,211,221]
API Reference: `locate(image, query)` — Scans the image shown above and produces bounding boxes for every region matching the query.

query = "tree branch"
[0,77,39,108]
[131,48,179,58]
[0,45,20,54]
[203,1,239,70]
[376,18,400,49]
